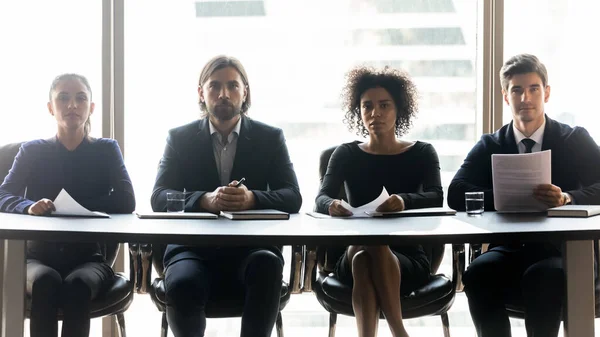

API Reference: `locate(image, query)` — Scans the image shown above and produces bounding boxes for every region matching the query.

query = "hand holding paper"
[329,200,353,216]
[492,150,551,212]
[340,187,390,218]
[27,198,56,216]
[533,184,564,207]
[375,194,405,212]
[53,189,110,218]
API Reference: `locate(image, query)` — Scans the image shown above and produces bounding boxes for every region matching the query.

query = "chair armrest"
[290,245,303,294]
[129,243,153,294]
[452,243,466,293]
[302,245,317,292]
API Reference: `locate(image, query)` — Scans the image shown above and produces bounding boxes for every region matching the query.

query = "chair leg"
[328,312,337,337]
[161,312,169,337]
[116,313,126,337]
[441,312,450,337]
[276,311,284,337]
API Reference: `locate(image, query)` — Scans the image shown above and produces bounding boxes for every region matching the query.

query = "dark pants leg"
[27,260,113,337]
[164,259,211,337]
[238,250,284,337]
[464,246,564,337]
[521,257,564,337]
[463,250,519,337]
[60,262,114,337]
[27,260,62,337]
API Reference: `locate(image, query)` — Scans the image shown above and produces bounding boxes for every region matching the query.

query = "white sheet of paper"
[340,187,390,218]
[53,189,110,218]
[492,150,551,212]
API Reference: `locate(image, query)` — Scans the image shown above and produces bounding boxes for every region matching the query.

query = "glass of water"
[465,191,484,215]
[166,192,186,213]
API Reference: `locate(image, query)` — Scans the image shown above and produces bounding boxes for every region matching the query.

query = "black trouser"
[164,248,284,337]
[463,245,564,337]
[27,259,114,337]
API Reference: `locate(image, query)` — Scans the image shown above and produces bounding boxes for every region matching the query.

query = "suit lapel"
[502,121,520,154]
[195,118,220,186]
[230,116,253,181]
[541,115,557,151]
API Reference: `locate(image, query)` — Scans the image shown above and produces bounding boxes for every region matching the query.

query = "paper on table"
[340,187,390,218]
[53,189,110,218]
[492,150,551,212]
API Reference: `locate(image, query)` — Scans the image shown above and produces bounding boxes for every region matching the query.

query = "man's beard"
[208,101,242,121]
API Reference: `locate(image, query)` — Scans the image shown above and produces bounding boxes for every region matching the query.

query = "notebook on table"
[219,209,290,220]
[364,207,457,218]
[135,212,218,219]
[547,205,600,218]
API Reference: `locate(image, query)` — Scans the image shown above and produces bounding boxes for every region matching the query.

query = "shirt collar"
[209,117,242,143]
[513,117,546,146]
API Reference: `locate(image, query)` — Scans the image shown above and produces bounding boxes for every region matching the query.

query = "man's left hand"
[533,184,564,207]
[216,181,256,211]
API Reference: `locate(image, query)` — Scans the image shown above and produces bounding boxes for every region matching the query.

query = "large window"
[502,0,600,142]
[124,0,480,211]
[6,0,600,337]
[124,0,480,336]
[0,2,103,335]
[0,0,103,144]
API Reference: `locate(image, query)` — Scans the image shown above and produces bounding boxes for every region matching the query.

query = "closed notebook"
[547,205,600,218]
[136,212,218,219]
[365,207,457,218]
[219,209,290,220]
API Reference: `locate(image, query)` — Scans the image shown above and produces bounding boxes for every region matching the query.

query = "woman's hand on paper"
[375,195,405,212]
[329,199,353,217]
[27,198,56,216]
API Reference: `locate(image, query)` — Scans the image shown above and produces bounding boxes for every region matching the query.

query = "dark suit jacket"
[151,116,302,265]
[448,115,600,212]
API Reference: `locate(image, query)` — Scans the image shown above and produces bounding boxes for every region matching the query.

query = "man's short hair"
[500,54,548,91]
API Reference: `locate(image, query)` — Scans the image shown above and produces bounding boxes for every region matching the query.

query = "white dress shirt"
[512,118,545,153]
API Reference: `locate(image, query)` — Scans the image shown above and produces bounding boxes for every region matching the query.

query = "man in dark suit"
[151,55,302,337]
[448,53,600,337]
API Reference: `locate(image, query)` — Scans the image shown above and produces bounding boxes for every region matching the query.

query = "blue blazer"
[151,116,302,265]
[448,115,600,211]
[0,137,135,214]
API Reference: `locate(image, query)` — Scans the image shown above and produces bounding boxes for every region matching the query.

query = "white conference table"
[0,212,598,337]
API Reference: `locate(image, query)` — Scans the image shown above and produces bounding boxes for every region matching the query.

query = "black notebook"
[219,209,290,220]
[365,207,457,218]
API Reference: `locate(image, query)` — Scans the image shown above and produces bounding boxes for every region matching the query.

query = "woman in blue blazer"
[0,74,135,337]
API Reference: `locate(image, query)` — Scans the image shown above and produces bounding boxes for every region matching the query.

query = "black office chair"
[0,141,137,337]
[303,145,465,337]
[135,243,303,337]
[0,142,24,187]
[468,242,600,318]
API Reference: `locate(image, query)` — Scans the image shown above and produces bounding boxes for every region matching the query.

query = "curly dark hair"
[341,66,419,137]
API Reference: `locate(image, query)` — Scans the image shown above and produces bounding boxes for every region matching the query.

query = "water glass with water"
[465,191,484,215]
[167,192,186,213]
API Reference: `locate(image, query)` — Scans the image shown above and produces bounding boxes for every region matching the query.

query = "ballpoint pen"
[234,177,246,187]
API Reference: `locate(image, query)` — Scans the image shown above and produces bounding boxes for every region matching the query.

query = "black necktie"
[522,138,536,153]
